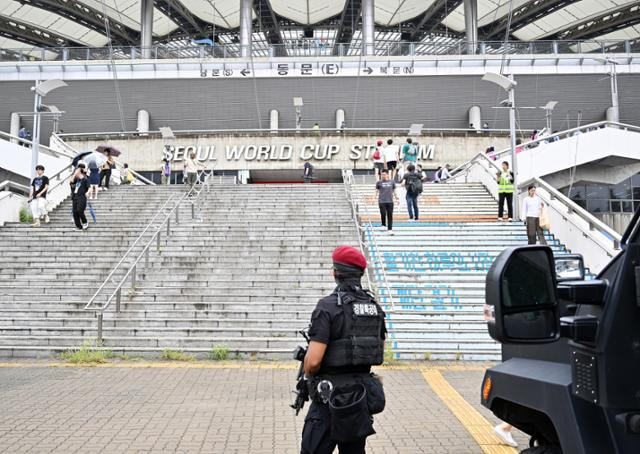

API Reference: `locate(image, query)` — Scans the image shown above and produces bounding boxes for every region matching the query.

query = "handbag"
[539,205,551,231]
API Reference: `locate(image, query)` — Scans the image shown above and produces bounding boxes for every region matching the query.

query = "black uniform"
[301,280,386,454]
[70,176,90,229]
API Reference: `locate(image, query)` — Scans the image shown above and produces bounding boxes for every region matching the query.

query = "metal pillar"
[31,86,42,179]
[9,112,20,143]
[463,0,478,55]
[609,61,620,123]
[141,0,154,59]
[239,0,253,58]
[362,0,375,56]
[508,75,519,220]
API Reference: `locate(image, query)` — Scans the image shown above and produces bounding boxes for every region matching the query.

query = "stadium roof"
[0,0,638,53]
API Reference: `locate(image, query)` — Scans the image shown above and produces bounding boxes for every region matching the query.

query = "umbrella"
[82,151,108,169]
[96,145,121,157]
[72,151,92,168]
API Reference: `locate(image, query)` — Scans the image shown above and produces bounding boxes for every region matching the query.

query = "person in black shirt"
[401,164,422,221]
[29,165,49,227]
[70,164,90,230]
[303,161,314,183]
[301,246,386,454]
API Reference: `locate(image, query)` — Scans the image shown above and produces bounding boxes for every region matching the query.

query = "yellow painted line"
[421,369,517,454]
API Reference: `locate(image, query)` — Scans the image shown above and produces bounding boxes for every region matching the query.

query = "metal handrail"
[521,176,622,251]
[448,151,622,261]
[364,220,396,313]
[84,169,213,341]
[341,169,396,312]
[0,130,75,160]
[59,127,517,140]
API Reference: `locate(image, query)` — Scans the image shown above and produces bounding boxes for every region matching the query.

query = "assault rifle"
[290,327,310,415]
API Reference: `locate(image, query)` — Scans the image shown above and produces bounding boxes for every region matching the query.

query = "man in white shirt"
[383,139,400,180]
[184,152,205,190]
[521,185,547,245]
[434,164,452,183]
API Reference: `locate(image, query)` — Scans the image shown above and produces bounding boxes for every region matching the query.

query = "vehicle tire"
[519,446,562,454]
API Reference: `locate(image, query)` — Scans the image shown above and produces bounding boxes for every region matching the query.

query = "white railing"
[0,130,75,160]
[449,152,621,273]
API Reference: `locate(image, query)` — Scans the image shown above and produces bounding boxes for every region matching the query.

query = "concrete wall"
[65,133,511,172]
[2,73,639,141]
[0,192,27,226]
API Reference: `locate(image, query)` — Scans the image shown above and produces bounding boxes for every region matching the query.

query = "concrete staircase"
[0,183,357,358]
[353,182,571,360]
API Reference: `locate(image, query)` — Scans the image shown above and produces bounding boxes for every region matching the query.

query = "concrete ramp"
[0,133,70,182]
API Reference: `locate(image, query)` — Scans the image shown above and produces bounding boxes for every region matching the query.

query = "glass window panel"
[635,201,640,212]
[632,173,640,186]
[611,201,621,212]
[586,185,609,199]
[610,179,631,199]
[587,199,609,213]
[568,185,585,199]
[634,187,640,200]
[573,199,587,209]
[623,201,634,213]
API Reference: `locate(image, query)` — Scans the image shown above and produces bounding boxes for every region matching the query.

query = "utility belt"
[307,372,386,443]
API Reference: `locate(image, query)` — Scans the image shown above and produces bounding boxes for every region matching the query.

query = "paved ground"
[0,361,525,453]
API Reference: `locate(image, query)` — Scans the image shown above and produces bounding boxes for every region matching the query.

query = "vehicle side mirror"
[485,246,560,343]
[555,254,585,282]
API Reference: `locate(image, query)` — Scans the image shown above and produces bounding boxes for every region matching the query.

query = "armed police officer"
[300,246,386,454]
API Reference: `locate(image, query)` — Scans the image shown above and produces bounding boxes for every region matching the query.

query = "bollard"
[97,312,103,342]
[145,247,149,268]
[157,230,161,252]
[191,201,195,219]
[116,288,121,313]
[166,218,171,236]
[175,206,179,224]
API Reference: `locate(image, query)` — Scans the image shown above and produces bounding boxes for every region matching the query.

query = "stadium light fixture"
[30,79,67,178]
[482,72,519,219]
[542,101,558,131]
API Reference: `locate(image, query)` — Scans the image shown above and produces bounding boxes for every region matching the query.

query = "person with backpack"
[372,140,384,181]
[402,164,423,221]
[70,164,90,230]
[303,160,314,183]
[401,138,418,170]
[496,161,514,221]
[375,170,399,234]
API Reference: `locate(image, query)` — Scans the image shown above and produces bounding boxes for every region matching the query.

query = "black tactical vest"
[322,287,386,368]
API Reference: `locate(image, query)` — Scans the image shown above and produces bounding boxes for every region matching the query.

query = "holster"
[308,372,386,415]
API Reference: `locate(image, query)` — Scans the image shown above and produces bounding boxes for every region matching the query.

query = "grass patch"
[60,341,114,364]
[209,345,229,361]
[423,352,432,361]
[18,208,33,223]
[161,349,195,361]
[383,341,397,364]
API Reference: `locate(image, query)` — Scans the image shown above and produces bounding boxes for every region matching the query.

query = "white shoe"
[388,230,395,235]
[497,217,503,221]
[507,218,513,222]
[31,220,41,227]
[82,223,89,230]
[43,215,50,224]
[494,425,518,448]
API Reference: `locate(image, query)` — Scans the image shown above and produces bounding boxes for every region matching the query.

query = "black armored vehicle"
[481,209,640,454]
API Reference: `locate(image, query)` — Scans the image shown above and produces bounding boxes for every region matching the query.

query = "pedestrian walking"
[122,163,134,184]
[28,165,49,227]
[402,164,423,221]
[87,162,100,200]
[161,158,171,185]
[99,152,115,190]
[375,170,399,234]
[372,140,385,181]
[522,185,547,245]
[401,138,418,169]
[70,164,90,230]
[299,245,386,454]
[496,161,514,221]
[434,164,452,183]
[184,152,205,190]
[383,139,400,180]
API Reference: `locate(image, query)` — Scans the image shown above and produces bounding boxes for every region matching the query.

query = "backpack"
[373,149,381,160]
[407,174,423,195]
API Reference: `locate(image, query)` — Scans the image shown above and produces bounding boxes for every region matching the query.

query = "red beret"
[332,246,367,270]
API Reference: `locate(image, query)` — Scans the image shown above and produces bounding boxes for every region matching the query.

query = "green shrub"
[18,208,33,223]
[161,349,195,361]
[209,345,229,361]
[60,341,114,364]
